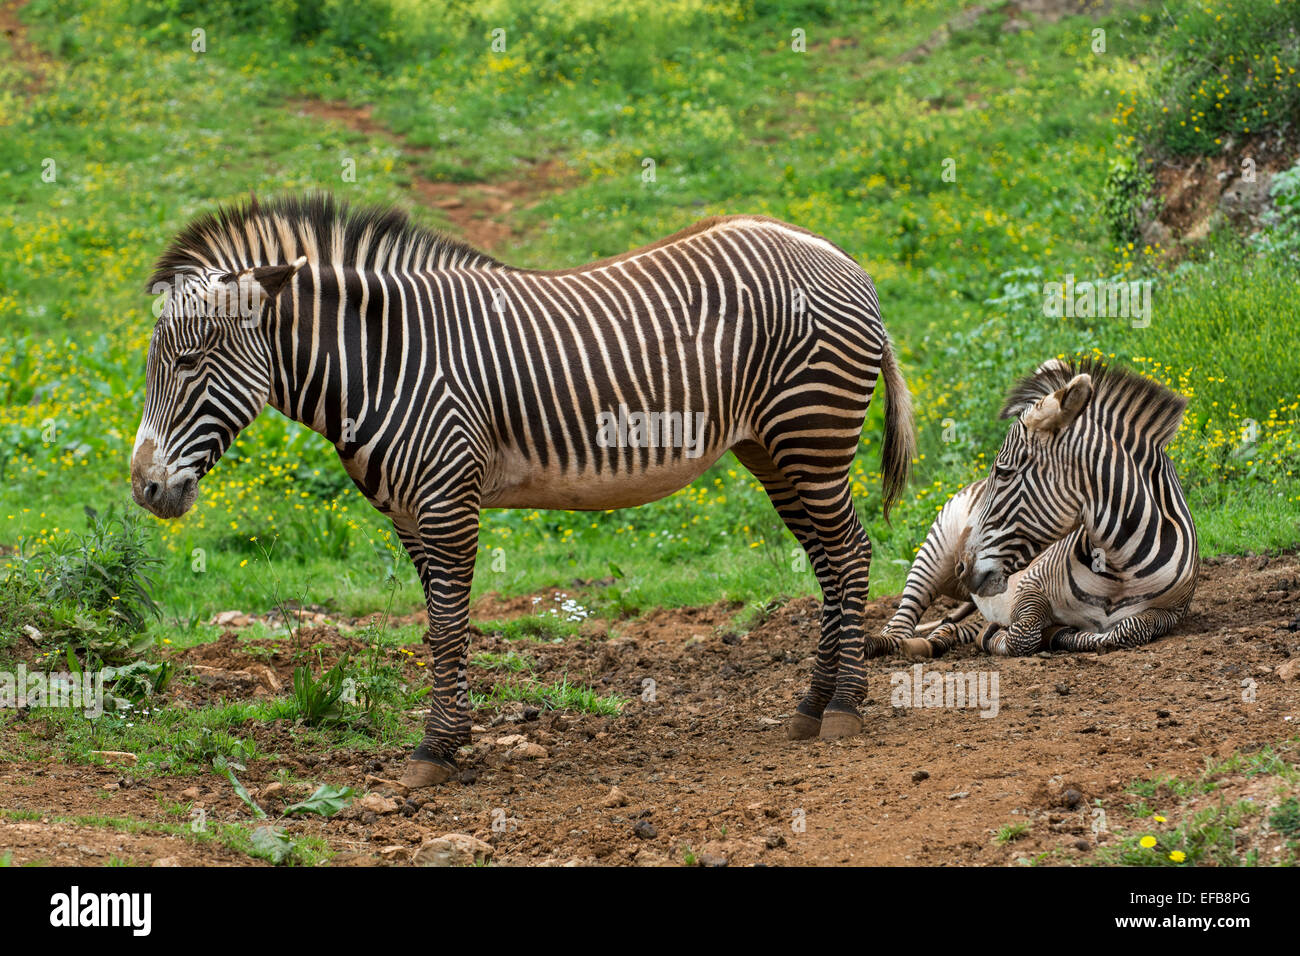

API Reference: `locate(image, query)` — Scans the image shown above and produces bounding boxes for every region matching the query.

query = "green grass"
[1122,0,1300,158]
[1102,800,1262,867]
[471,650,537,673]
[0,805,331,865]
[471,675,628,717]
[0,0,1295,662]
[1092,736,1300,867]
[994,821,1030,844]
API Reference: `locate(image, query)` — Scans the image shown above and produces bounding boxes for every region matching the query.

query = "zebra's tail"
[879,335,915,522]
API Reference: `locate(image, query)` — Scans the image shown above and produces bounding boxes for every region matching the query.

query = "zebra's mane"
[1000,356,1188,447]
[147,193,502,291]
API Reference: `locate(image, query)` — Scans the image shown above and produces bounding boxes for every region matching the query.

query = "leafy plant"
[248,825,296,864]
[1269,797,1300,839]
[283,784,355,817]
[1102,154,1155,246]
[291,657,351,726]
[215,756,267,819]
[1252,160,1300,263]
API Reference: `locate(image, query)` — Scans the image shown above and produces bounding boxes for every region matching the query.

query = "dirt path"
[0,0,49,96]
[291,99,574,253]
[2,551,1297,866]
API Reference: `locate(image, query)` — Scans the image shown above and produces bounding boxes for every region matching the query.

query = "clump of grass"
[171,727,257,768]
[994,821,1030,844]
[290,657,351,726]
[472,676,627,717]
[475,614,580,643]
[1269,797,1300,839]
[472,650,536,673]
[1099,800,1260,867]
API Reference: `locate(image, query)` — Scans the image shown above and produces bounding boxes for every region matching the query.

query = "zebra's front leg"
[901,611,985,660]
[1048,605,1185,653]
[980,587,1052,656]
[396,502,480,789]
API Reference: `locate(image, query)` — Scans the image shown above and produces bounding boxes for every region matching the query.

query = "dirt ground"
[2,552,1298,866]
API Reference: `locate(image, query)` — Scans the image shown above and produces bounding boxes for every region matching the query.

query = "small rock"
[633,820,658,840]
[946,791,970,800]
[261,782,284,799]
[249,664,281,693]
[180,787,201,800]
[602,786,629,808]
[507,742,548,760]
[1063,788,1083,808]
[412,833,493,867]
[495,734,528,747]
[1074,840,1091,852]
[89,751,137,766]
[359,793,400,815]
[1276,659,1300,682]
[152,856,182,867]
[912,770,930,782]
[363,774,409,795]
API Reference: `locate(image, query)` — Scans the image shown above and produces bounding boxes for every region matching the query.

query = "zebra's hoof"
[818,709,863,739]
[900,637,933,660]
[398,757,456,789]
[786,712,823,740]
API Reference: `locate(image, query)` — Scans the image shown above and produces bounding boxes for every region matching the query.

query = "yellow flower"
[1169,850,1186,863]
[1139,835,1157,849]
[1153,814,1166,823]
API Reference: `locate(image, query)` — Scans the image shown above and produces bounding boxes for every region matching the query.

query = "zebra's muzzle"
[131,442,199,518]
[961,555,1009,597]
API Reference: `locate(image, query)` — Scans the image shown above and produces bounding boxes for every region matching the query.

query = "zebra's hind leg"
[901,610,985,660]
[396,499,481,789]
[1048,606,1185,653]
[784,477,873,739]
[733,441,840,740]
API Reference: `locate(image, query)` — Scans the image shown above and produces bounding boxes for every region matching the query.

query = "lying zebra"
[880,358,1199,658]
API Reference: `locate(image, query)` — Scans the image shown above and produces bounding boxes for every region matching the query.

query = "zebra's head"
[958,360,1094,597]
[131,261,302,518]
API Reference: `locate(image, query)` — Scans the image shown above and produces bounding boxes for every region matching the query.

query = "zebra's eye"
[175,352,201,371]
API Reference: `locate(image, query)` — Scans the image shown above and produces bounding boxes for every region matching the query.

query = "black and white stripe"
[131,194,916,784]
[882,357,1198,659]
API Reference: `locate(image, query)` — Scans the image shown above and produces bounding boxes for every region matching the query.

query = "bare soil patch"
[1147,134,1299,253]
[290,99,575,253]
[1,552,1297,866]
[0,0,51,96]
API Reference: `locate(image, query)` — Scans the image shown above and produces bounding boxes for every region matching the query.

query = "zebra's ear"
[1023,373,1092,434]
[247,256,308,300]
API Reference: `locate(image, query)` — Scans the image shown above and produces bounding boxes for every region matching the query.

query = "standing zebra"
[883,357,1198,658]
[131,195,914,787]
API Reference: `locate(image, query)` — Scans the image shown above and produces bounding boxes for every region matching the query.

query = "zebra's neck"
[1080,444,1186,562]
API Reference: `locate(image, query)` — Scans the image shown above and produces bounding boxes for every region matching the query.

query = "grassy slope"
[0,0,1296,647]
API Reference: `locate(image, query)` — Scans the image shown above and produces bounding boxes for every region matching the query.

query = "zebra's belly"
[482,443,732,511]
